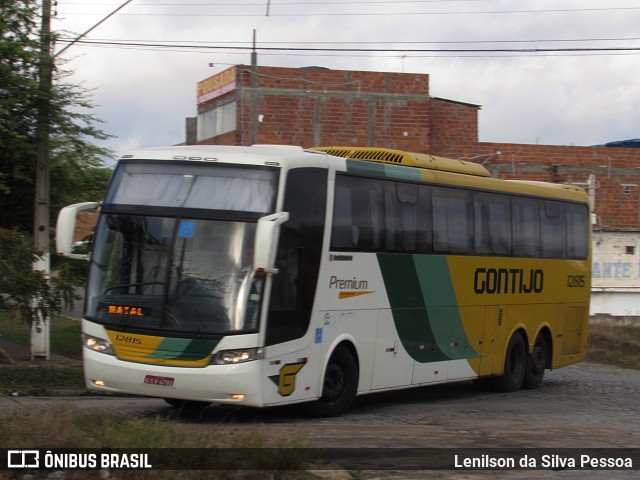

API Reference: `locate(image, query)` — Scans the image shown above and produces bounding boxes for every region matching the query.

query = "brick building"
[191,64,640,318]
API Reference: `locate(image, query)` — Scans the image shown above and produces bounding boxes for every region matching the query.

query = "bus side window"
[474,192,512,256]
[384,182,432,253]
[566,203,589,259]
[266,168,327,346]
[541,200,566,258]
[433,187,472,254]
[269,243,300,312]
[332,183,356,249]
[332,176,383,251]
[512,197,540,258]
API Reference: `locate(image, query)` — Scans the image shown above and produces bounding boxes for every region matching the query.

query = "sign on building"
[197,66,237,105]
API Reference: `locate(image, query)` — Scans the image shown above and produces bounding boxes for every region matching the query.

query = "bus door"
[262,168,327,405]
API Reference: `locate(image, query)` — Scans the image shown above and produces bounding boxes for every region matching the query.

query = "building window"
[621,184,636,196]
[197,101,236,141]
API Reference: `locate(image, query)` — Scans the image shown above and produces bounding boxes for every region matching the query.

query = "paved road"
[2,362,639,478]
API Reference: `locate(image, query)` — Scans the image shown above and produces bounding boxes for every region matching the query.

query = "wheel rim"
[322,362,345,403]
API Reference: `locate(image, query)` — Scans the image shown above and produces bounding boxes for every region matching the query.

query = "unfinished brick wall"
[200,66,438,149]
[429,98,479,158]
[196,64,640,230]
[468,142,640,230]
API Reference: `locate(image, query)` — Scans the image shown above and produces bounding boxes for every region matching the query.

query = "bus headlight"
[82,334,114,355]
[213,348,263,365]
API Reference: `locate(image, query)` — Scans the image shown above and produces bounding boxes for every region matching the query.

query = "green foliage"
[0,0,113,233]
[0,227,79,325]
[0,1,111,326]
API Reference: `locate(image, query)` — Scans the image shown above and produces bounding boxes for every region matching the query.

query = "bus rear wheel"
[523,333,549,389]
[491,331,526,392]
[305,346,358,417]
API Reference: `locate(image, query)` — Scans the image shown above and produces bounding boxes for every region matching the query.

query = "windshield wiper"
[103,281,164,295]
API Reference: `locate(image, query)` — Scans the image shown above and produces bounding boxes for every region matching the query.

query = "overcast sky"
[53,0,640,160]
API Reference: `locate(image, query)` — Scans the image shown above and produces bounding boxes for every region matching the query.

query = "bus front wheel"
[491,331,526,392]
[305,346,358,417]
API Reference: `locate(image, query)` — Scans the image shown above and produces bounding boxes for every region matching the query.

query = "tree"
[0,227,78,325]
[0,0,113,233]
[0,0,113,325]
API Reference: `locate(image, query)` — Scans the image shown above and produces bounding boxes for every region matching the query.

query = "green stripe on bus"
[377,253,479,363]
[414,256,479,360]
[145,338,218,361]
[345,159,423,181]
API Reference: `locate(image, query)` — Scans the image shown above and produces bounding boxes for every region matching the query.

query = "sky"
[52,0,640,160]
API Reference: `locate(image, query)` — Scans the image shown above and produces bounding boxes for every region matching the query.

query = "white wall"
[590,230,640,317]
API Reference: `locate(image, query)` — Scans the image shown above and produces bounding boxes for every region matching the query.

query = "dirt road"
[2,362,639,478]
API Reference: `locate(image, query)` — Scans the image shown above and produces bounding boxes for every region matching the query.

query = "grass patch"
[0,364,85,395]
[0,310,82,359]
[587,321,640,369]
[0,310,85,394]
[0,405,317,479]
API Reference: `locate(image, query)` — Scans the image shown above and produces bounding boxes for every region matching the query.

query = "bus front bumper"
[83,348,265,407]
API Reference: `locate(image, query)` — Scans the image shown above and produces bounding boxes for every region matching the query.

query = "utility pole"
[30,0,134,360]
[31,0,53,359]
[250,29,258,144]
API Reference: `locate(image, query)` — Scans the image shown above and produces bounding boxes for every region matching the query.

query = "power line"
[73,42,640,59]
[55,0,134,56]
[57,38,640,55]
[74,36,640,46]
[58,7,640,16]
[57,1,534,5]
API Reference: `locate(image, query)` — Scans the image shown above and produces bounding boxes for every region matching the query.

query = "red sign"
[197,66,237,105]
[144,375,175,387]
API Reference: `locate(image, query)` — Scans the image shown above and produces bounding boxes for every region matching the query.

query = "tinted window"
[474,192,511,256]
[266,168,327,346]
[567,203,590,259]
[433,187,472,254]
[332,176,384,251]
[331,174,589,260]
[384,183,432,253]
[541,201,566,258]
[512,197,541,257]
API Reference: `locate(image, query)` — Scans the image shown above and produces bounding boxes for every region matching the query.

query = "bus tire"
[523,333,549,389]
[491,331,526,393]
[305,346,358,417]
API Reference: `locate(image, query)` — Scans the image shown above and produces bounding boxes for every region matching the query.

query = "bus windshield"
[105,161,276,213]
[86,215,263,335]
[84,161,279,336]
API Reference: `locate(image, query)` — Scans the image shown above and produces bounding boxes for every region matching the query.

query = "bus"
[56,145,591,416]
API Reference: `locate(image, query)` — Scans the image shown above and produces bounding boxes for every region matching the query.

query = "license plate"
[144,374,174,387]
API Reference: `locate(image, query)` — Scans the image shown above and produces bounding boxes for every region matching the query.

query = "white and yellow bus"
[57,145,591,416]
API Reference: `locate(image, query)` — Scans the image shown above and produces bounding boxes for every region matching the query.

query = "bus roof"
[118,145,588,204]
[311,146,491,177]
[312,146,589,203]
[119,144,307,164]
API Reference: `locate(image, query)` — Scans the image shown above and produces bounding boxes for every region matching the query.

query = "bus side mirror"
[56,202,100,260]
[254,212,290,273]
